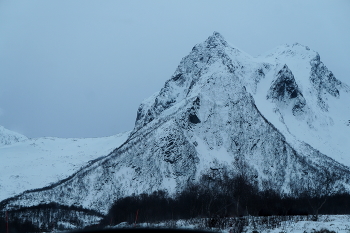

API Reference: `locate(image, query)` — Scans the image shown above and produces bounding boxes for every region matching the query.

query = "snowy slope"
[0,128,130,201]
[0,125,27,146]
[1,32,350,219]
[252,43,350,167]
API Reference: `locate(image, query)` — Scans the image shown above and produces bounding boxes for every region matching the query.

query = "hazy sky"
[0,0,349,138]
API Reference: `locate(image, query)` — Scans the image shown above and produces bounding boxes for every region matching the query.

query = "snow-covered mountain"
[1,32,350,223]
[0,127,130,201]
[0,126,27,146]
[254,43,350,167]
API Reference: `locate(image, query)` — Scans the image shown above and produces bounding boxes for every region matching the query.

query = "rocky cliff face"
[266,64,306,116]
[310,53,346,111]
[2,32,350,221]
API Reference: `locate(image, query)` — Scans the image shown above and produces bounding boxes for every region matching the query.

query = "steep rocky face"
[267,64,306,116]
[310,53,347,111]
[1,32,350,220]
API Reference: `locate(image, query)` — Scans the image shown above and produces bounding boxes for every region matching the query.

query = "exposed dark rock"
[310,53,343,111]
[267,65,302,101]
[267,64,306,115]
[189,113,201,124]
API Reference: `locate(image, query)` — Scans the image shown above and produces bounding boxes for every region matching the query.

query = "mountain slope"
[1,32,350,220]
[0,126,27,146]
[0,129,130,201]
[253,43,350,167]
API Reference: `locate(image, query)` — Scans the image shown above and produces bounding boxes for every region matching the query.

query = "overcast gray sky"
[0,0,349,138]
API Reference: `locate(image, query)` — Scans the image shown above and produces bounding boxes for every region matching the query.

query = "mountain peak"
[204,31,229,48]
[133,32,234,133]
[261,42,318,62]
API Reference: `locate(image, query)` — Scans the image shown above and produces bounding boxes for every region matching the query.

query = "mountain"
[0,125,27,146]
[0,127,130,201]
[255,43,350,167]
[1,32,350,229]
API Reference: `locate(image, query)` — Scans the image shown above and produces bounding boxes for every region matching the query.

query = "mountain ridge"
[0,126,130,201]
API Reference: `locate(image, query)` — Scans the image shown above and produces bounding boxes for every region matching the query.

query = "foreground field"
[108,215,350,233]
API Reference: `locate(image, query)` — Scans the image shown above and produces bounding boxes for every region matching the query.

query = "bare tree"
[304,169,338,221]
[231,157,257,216]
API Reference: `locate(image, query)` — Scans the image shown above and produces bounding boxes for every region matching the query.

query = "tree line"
[2,203,103,232]
[3,166,349,232]
[0,216,40,233]
[97,171,350,228]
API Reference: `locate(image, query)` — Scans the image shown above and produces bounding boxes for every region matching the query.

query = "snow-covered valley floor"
[108,215,350,233]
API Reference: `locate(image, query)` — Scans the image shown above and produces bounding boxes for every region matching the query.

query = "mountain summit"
[1,32,350,226]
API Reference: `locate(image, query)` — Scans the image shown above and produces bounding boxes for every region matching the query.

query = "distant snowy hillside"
[1,32,350,227]
[0,129,130,201]
[0,126,27,146]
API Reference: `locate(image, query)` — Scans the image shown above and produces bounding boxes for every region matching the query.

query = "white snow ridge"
[0,128,130,201]
[1,32,350,231]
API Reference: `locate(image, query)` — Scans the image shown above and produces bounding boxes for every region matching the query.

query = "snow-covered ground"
[0,129,130,201]
[110,215,350,233]
[244,215,350,233]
